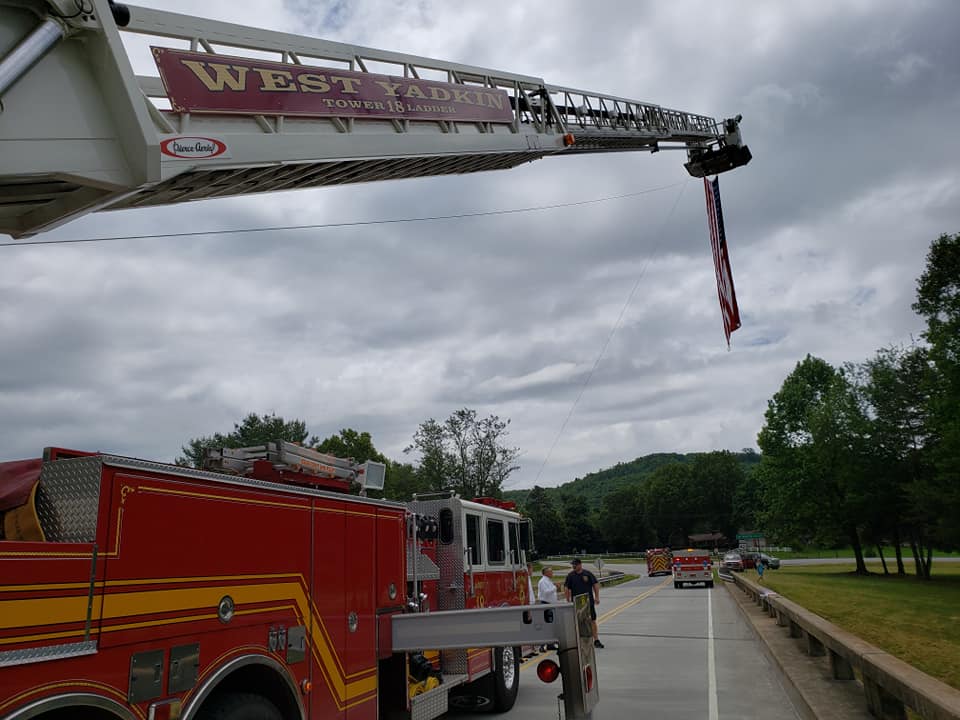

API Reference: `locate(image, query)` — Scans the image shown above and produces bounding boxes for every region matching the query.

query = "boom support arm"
[0,0,750,238]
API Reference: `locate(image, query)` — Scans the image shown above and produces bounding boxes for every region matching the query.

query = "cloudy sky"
[2,0,958,490]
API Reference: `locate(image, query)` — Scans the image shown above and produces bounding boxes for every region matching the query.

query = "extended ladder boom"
[0,0,751,238]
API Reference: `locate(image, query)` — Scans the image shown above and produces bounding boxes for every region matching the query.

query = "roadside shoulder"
[721,577,872,720]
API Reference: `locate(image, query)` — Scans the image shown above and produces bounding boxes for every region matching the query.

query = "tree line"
[517,450,760,557]
[178,407,519,502]
[755,233,960,578]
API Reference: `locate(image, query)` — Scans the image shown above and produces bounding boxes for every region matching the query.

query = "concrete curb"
[721,577,872,719]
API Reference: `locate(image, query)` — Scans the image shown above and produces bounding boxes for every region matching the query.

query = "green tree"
[757,355,871,574]
[640,463,697,546]
[690,451,744,543]
[521,485,566,556]
[405,409,520,497]
[560,493,600,554]
[177,412,314,468]
[380,460,433,501]
[406,418,449,492]
[314,428,432,501]
[912,232,960,556]
[314,428,387,464]
[598,486,648,551]
[857,346,938,576]
[732,465,763,538]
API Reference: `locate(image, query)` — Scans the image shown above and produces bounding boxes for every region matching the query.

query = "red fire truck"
[0,442,601,720]
[645,548,672,577]
[671,548,714,589]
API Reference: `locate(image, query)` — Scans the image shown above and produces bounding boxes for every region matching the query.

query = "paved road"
[449,572,802,720]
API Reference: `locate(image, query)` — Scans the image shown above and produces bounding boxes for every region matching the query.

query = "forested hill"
[503,451,760,511]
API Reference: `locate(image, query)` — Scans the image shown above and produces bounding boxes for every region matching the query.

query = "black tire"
[707,580,714,589]
[491,645,521,712]
[198,693,283,720]
[674,581,680,589]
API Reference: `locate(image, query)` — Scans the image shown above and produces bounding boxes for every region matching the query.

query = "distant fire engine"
[0,442,599,720]
[671,548,714,589]
[645,548,672,577]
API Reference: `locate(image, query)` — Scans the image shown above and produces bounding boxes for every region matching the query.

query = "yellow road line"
[520,577,670,669]
[598,576,671,623]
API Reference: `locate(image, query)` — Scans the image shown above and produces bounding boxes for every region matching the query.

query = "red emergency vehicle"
[671,548,714,589]
[645,548,673,576]
[0,442,599,720]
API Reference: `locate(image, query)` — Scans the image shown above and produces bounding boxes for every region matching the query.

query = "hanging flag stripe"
[704,176,741,345]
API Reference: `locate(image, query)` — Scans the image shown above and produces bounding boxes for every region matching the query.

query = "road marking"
[598,576,671,624]
[708,588,718,720]
[520,577,670,670]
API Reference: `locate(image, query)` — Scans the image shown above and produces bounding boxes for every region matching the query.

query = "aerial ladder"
[0,0,751,239]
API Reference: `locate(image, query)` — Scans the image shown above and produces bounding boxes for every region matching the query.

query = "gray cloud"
[1,0,956,491]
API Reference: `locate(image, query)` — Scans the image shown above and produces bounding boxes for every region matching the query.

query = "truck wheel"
[674,582,680,589]
[707,580,714,588]
[199,692,282,720]
[449,645,520,713]
[492,645,521,712]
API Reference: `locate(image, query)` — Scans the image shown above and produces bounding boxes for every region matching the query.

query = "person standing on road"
[537,566,559,652]
[564,558,604,648]
[538,567,558,604]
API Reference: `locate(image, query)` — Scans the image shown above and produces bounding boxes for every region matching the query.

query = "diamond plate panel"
[409,498,469,674]
[410,673,468,720]
[35,457,103,542]
[406,547,440,581]
[0,640,97,668]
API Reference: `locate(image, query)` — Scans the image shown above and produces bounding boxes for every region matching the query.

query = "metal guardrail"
[728,572,960,720]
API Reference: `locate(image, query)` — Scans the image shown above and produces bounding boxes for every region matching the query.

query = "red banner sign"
[152,47,514,124]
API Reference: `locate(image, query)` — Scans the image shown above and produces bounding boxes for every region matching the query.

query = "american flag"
[704,176,741,346]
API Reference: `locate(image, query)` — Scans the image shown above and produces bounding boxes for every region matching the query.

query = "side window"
[519,519,534,554]
[439,508,454,544]
[508,521,520,565]
[486,518,505,565]
[465,513,482,565]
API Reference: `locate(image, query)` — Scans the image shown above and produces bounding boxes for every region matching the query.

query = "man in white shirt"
[536,567,559,651]
[537,567,558,603]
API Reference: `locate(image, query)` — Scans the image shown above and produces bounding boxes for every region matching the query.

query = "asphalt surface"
[448,567,803,720]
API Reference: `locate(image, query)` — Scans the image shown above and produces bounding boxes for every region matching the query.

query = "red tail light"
[537,659,561,683]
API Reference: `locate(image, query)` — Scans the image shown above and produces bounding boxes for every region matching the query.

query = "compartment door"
[344,508,378,719]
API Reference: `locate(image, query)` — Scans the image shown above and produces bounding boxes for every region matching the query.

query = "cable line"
[0,182,684,249]
[516,179,691,495]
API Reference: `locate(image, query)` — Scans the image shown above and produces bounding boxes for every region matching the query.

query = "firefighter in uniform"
[564,558,604,648]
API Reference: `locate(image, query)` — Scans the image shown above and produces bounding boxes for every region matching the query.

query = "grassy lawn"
[772,548,960,560]
[601,573,640,587]
[760,562,960,690]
